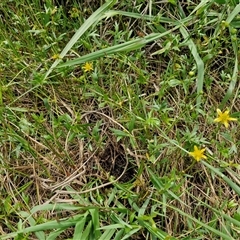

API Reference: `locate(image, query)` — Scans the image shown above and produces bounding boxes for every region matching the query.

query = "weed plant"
[0,0,240,239]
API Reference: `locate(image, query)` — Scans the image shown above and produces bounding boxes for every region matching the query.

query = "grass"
[0,0,240,239]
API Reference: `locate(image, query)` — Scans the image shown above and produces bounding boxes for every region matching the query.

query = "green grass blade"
[106,10,195,25]
[81,221,92,240]
[73,214,88,240]
[147,168,188,207]
[89,208,101,239]
[226,3,240,23]
[187,190,240,228]
[189,0,211,15]
[152,198,234,239]
[1,216,80,240]
[46,229,66,240]
[138,192,152,216]
[202,161,240,195]
[137,218,172,239]
[30,203,82,214]
[220,52,238,108]
[121,227,142,240]
[19,211,45,240]
[99,224,124,230]
[99,229,116,240]
[180,26,204,107]
[113,229,125,240]
[220,4,240,107]
[58,29,179,68]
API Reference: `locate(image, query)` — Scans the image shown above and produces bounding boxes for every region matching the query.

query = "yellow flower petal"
[216,108,222,115]
[228,117,237,121]
[82,62,93,72]
[224,121,229,128]
[214,109,237,128]
[189,145,207,162]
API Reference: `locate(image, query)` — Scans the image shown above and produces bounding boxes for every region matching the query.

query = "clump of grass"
[0,0,240,239]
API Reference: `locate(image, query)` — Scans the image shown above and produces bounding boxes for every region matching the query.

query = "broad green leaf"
[99,229,116,240]
[89,208,101,239]
[81,221,92,240]
[73,214,88,240]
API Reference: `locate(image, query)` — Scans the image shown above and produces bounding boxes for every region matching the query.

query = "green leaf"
[214,0,226,4]
[57,30,178,69]
[1,216,81,240]
[147,168,188,207]
[110,128,131,137]
[180,26,204,107]
[46,229,66,240]
[89,208,101,239]
[121,227,142,240]
[99,229,116,240]
[81,221,92,240]
[137,218,171,239]
[73,214,88,240]
[202,161,240,196]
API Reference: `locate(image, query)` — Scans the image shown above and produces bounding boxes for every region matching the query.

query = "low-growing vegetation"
[0,0,240,239]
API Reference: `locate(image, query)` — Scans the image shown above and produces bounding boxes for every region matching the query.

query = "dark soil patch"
[99,142,135,183]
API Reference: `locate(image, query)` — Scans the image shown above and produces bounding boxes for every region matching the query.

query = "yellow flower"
[214,109,237,128]
[51,54,62,60]
[189,146,207,162]
[82,62,93,72]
